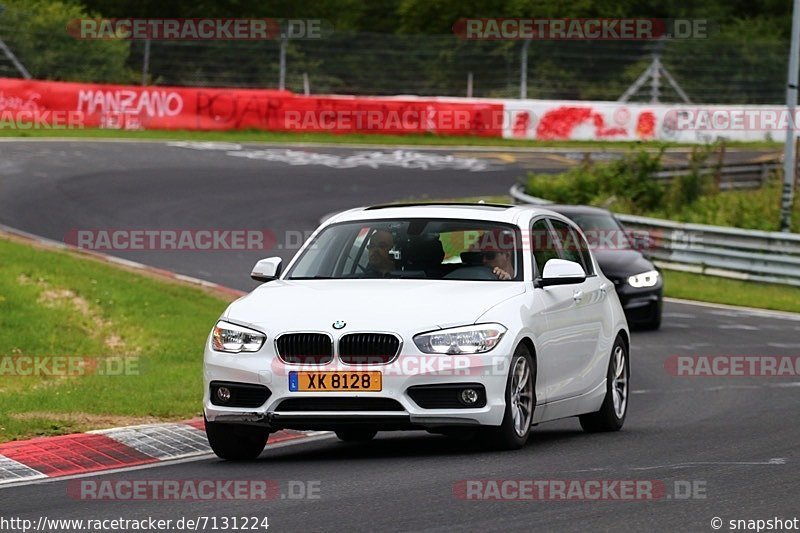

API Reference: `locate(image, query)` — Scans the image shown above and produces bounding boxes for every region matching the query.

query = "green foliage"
[0,0,134,82]
[527,148,668,212]
[0,0,791,100]
[525,145,800,233]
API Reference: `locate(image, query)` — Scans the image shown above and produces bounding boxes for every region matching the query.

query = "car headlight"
[211,320,266,353]
[413,323,506,355]
[627,270,660,288]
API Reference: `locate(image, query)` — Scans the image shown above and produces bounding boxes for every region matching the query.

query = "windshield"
[287,218,522,281]
[566,213,632,250]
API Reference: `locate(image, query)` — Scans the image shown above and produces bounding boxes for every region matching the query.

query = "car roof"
[324,203,573,226]
[543,204,614,216]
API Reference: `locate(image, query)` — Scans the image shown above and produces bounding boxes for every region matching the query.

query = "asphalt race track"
[1,140,798,532]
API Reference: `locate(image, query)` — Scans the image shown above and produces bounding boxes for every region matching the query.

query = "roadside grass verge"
[661,269,800,314]
[0,127,782,150]
[0,236,231,442]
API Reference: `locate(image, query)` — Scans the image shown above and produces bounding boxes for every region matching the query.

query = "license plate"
[288,371,382,392]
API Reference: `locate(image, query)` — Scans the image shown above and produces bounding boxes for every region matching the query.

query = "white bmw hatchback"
[203,203,630,459]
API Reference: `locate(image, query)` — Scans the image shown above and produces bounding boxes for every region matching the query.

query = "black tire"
[335,429,378,442]
[205,416,269,460]
[579,335,629,432]
[482,344,536,450]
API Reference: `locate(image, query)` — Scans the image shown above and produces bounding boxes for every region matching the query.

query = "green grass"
[0,127,782,150]
[0,236,230,442]
[662,269,800,313]
[645,180,800,233]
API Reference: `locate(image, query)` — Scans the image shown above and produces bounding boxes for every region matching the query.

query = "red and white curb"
[0,419,323,486]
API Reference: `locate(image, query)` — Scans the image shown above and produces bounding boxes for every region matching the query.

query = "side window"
[550,219,593,275]
[530,219,559,275]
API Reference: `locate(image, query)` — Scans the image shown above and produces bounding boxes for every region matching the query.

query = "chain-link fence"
[0,16,790,104]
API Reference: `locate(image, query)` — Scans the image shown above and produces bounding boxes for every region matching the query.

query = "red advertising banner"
[0,78,503,137]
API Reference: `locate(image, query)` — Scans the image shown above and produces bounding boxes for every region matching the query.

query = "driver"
[364,229,396,277]
[473,230,515,280]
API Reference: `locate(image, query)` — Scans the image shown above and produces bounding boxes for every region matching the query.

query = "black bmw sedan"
[546,204,663,330]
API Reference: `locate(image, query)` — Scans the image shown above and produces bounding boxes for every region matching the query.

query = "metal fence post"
[780,0,800,232]
[141,38,150,86]
[520,40,530,99]
[279,35,287,90]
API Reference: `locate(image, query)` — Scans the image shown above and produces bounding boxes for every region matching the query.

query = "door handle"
[573,290,584,302]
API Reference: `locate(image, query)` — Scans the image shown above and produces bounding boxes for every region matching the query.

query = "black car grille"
[276,333,333,365]
[274,398,405,412]
[407,384,487,409]
[210,381,271,408]
[338,333,400,364]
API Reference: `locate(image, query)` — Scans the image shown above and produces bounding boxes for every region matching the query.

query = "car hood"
[593,249,655,279]
[225,279,526,332]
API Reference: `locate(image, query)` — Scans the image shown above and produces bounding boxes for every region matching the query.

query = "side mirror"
[251,257,282,282]
[535,259,586,288]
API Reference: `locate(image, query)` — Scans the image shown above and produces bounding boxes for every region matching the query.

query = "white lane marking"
[631,458,786,471]
[663,313,697,319]
[675,343,714,350]
[224,148,494,172]
[633,383,800,394]
[665,298,800,321]
[166,141,242,151]
[718,324,760,331]
[0,432,335,490]
[0,456,47,485]
[768,343,800,348]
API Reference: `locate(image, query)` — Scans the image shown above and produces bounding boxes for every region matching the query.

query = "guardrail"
[509,183,800,287]
[654,159,782,190]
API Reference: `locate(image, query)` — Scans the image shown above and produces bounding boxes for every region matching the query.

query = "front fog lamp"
[216,386,231,403]
[460,388,479,405]
[627,270,660,288]
[211,320,266,353]
[413,323,506,355]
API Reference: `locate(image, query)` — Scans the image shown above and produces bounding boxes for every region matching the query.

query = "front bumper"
[203,336,513,431]
[612,281,663,325]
